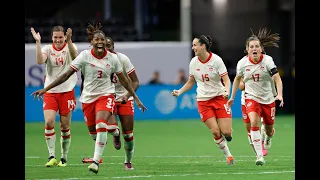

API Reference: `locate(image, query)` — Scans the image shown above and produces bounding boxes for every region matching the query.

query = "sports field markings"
[30,170,295,180]
[25,155,294,159]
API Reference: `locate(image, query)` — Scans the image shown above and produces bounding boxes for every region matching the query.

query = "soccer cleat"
[82,157,103,164]
[57,158,67,167]
[226,156,234,165]
[262,141,268,156]
[45,156,58,167]
[113,134,121,150]
[124,162,134,170]
[255,156,265,166]
[88,161,99,174]
[264,128,275,150]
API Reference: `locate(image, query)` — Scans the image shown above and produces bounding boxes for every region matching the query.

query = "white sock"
[214,136,232,158]
[60,128,71,161]
[45,126,56,158]
[251,127,263,157]
[123,131,134,163]
[93,121,108,163]
[107,124,120,136]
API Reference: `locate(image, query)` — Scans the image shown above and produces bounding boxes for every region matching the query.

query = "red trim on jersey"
[91,48,108,59]
[52,42,67,51]
[198,52,212,64]
[113,51,117,54]
[220,72,228,77]
[248,54,263,64]
[127,68,135,74]
[116,71,123,75]
[70,65,78,71]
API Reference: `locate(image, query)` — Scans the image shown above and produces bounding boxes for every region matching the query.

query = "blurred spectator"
[174,69,187,85]
[148,71,163,85]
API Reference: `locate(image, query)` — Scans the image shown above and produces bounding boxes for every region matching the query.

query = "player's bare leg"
[57,113,72,167]
[120,115,135,170]
[108,115,121,150]
[44,110,58,167]
[205,117,234,165]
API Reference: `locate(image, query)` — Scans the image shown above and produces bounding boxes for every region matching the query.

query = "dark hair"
[86,22,105,43]
[245,27,280,54]
[51,26,64,36]
[196,35,212,52]
[106,37,115,53]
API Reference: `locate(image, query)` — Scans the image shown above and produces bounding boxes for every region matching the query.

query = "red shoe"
[262,141,268,156]
[82,158,103,164]
[124,162,134,170]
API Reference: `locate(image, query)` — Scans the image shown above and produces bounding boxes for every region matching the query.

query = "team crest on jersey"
[246,68,250,71]
[62,51,66,55]
[260,66,265,71]
[90,64,95,67]
[209,67,214,72]
[106,64,111,69]
[196,68,200,71]
[51,53,56,56]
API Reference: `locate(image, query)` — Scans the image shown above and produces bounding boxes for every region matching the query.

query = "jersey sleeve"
[266,56,277,71]
[112,56,123,75]
[236,60,244,77]
[70,51,86,72]
[189,59,195,77]
[122,54,135,74]
[216,57,228,77]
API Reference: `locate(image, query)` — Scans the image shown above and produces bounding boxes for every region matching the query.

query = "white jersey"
[112,52,135,101]
[237,54,277,104]
[70,49,123,103]
[42,43,78,93]
[189,52,228,101]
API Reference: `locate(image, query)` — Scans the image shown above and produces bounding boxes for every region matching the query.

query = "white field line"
[29,170,295,180]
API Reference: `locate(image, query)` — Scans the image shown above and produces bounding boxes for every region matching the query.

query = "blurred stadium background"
[25,0,295,179]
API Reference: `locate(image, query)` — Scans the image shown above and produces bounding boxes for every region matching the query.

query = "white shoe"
[88,162,99,174]
[255,156,265,166]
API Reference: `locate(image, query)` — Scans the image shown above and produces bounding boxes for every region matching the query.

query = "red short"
[245,99,276,125]
[114,100,134,116]
[43,89,76,116]
[197,95,232,122]
[82,95,115,127]
[241,105,250,123]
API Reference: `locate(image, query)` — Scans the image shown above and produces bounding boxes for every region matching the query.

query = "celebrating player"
[31,22,147,174]
[172,35,234,165]
[30,26,78,167]
[227,27,283,166]
[82,37,139,170]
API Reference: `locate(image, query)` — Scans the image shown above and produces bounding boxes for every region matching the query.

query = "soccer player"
[30,26,78,167]
[172,35,234,165]
[227,27,283,166]
[82,37,139,170]
[31,22,147,174]
[239,79,268,156]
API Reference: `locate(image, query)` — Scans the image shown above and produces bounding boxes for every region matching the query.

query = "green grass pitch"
[25,115,295,180]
